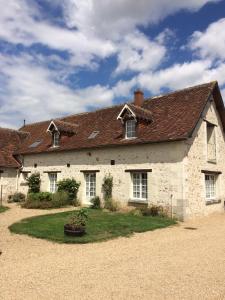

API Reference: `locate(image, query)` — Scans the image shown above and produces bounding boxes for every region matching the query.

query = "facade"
[1,81,225,220]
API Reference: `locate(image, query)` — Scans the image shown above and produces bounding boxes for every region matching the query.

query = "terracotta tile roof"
[127,104,153,122]
[0,128,29,167]
[15,81,224,155]
[51,119,78,134]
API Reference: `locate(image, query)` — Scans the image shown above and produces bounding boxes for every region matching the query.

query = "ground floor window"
[205,174,216,200]
[132,172,147,200]
[49,173,57,193]
[85,173,96,199]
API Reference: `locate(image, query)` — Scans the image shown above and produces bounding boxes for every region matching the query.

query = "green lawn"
[9,209,176,244]
[0,206,9,213]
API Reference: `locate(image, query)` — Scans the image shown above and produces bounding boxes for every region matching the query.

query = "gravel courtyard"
[1,204,225,300]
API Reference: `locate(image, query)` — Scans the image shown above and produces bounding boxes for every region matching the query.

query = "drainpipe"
[16,169,19,191]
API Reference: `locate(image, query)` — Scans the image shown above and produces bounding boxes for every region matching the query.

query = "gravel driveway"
[1,204,225,300]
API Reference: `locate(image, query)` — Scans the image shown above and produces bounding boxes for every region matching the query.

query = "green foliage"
[22,191,70,209]
[102,174,113,201]
[9,209,176,244]
[8,192,26,203]
[90,196,101,209]
[68,208,88,228]
[140,205,164,217]
[27,192,52,202]
[104,198,120,212]
[0,206,9,213]
[26,173,41,193]
[57,178,80,202]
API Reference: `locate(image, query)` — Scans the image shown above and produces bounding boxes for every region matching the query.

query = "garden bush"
[90,196,101,209]
[26,173,41,193]
[104,198,120,212]
[22,191,70,209]
[102,174,113,200]
[57,178,80,202]
[140,205,164,217]
[8,192,26,203]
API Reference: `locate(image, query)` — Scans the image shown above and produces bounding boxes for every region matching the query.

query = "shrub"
[52,191,70,206]
[90,196,101,209]
[68,208,88,229]
[26,173,41,193]
[104,198,120,212]
[140,205,164,217]
[8,192,26,203]
[102,174,113,201]
[129,208,142,216]
[27,192,52,202]
[22,191,70,209]
[57,178,80,202]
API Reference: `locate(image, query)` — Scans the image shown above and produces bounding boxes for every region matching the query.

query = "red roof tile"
[0,128,29,167]
[15,81,224,155]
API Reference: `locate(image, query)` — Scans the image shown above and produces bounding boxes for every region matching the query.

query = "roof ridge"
[19,81,217,129]
[144,81,217,102]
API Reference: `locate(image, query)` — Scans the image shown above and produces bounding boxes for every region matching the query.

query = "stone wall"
[184,99,225,219]
[20,142,186,219]
[0,167,18,203]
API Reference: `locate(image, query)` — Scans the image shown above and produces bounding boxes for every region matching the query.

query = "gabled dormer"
[47,119,78,147]
[117,90,152,139]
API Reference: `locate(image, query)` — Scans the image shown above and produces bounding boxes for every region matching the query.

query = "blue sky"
[1,0,225,128]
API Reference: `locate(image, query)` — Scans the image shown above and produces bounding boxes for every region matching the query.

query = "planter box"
[64,224,86,237]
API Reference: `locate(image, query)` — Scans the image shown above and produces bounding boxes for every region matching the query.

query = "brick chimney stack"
[134,89,144,107]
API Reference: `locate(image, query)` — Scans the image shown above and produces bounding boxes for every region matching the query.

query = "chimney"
[134,89,144,107]
[23,119,26,127]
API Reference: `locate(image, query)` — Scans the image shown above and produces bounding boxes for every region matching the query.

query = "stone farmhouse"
[0,81,225,220]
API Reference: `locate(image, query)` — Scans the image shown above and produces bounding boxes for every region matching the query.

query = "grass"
[0,206,9,213]
[9,209,176,244]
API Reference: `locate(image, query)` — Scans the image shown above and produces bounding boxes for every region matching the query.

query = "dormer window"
[53,131,60,147]
[125,119,136,139]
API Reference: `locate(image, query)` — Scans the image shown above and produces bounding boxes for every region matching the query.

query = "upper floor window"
[125,119,136,139]
[207,123,216,162]
[53,132,60,147]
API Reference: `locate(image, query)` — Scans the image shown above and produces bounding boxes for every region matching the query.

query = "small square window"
[111,160,115,165]
[34,163,37,168]
[67,163,70,168]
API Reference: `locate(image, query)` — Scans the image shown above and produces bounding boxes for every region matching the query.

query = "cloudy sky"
[1,0,225,128]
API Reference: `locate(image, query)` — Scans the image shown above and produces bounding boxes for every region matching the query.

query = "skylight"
[88,131,100,139]
[29,140,42,148]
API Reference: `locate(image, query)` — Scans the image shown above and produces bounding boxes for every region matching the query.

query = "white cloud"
[0,54,114,127]
[189,18,225,61]
[114,31,166,74]
[62,0,220,39]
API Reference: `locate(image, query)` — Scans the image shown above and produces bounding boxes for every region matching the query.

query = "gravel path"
[1,204,225,300]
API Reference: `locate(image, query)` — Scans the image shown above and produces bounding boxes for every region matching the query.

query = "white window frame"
[53,131,60,147]
[49,173,57,193]
[132,172,148,201]
[125,119,136,139]
[85,173,96,199]
[205,174,216,200]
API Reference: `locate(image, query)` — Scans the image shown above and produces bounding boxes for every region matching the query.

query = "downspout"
[16,168,19,191]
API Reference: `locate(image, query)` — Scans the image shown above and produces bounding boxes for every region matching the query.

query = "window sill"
[128,199,148,204]
[207,159,217,164]
[206,199,221,206]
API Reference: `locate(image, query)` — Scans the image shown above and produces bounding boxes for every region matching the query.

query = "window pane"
[86,173,96,198]
[205,174,216,199]
[133,172,147,200]
[126,120,136,138]
[49,173,57,193]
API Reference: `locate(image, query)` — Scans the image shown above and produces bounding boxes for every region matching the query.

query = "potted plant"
[64,208,88,237]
